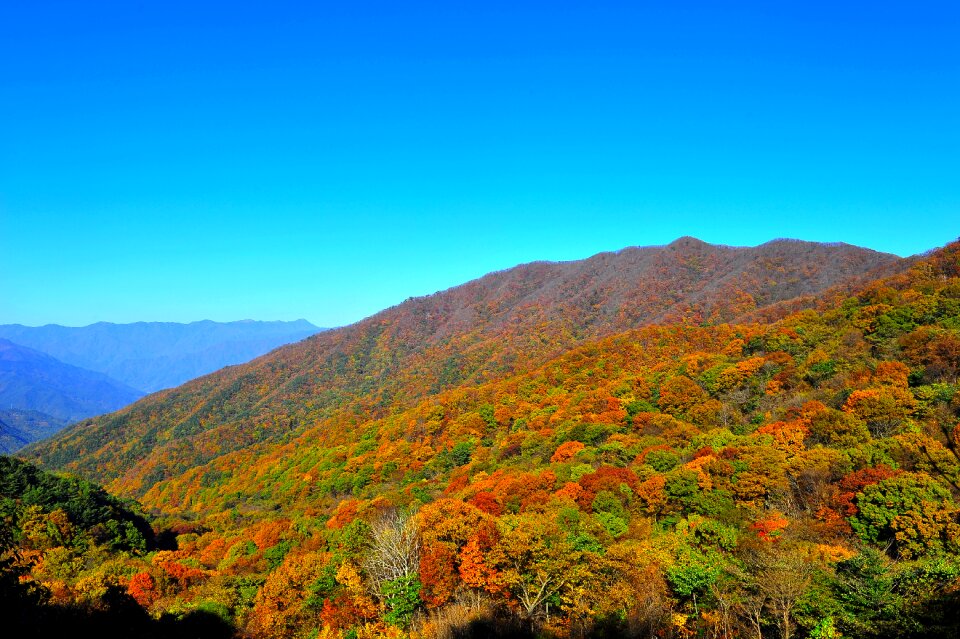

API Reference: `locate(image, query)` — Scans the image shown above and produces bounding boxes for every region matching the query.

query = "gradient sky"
[1,1,958,328]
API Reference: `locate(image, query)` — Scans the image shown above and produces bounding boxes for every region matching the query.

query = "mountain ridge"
[0,319,323,393]
[0,408,67,454]
[0,338,144,424]
[24,237,908,497]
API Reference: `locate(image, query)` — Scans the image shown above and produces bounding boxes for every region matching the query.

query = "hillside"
[9,239,960,639]
[0,319,323,393]
[0,455,235,639]
[0,409,66,453]
[0,339,144,424]
[25,238,904,493]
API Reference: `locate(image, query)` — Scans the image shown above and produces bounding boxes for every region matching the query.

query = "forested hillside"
[0,456,234,638]
[25,239,903,498]
[5,239,959,638]
[0,409,66,453]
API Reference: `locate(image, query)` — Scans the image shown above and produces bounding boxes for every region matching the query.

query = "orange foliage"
[127,571,157,607]
[750,514,790,541]
[198,537,229,568]
[554,481,584,502]
[327,500,361,529]
[757,420,810,455]
[874,361,910,387]
[551,441,585,463]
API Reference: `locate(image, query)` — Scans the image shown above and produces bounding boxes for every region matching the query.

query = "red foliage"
[836,465,902,516]
[127,571,157,607]
[577,466,639,510]
[718,447,739,460]
[445,472,470,495]
[159,559,205,590]
[321,595,361,632]
[469,491,504,516]
[419,543,459,608]
[692,446,715,459]
[750,515,790,541]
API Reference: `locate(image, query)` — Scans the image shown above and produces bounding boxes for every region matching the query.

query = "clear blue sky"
[1,1,957,328]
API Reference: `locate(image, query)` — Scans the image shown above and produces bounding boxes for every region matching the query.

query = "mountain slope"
[0,339,144,424]
[25,238,905,494]
[0,319,323,393]
[0,409,66,453]
[12,240,960,639]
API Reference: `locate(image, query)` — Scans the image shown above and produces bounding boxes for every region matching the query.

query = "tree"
[488,511,585,626]
[850,473,957,558]
[742,543,814,639]
[665,545,723,616]
[362,509,422,626]
[658,376,708,416]
[363,509,420,594]
[842,387,917,437]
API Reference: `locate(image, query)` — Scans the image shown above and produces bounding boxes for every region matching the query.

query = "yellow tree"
[487,509,585,627]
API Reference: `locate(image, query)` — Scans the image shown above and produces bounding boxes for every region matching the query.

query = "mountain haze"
[0,319,322,393]
[0,338,143,424]
[25,238,906,496]
[0,409,66,453]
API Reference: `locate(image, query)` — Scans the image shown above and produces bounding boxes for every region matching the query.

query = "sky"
[1,1,958,328]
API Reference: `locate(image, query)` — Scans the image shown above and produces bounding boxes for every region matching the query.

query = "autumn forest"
[3,238,960,639]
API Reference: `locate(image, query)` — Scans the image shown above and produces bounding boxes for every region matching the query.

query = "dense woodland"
[4,240,960,638]
[28,238,901,495]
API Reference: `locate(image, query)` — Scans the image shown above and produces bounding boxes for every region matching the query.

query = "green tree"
[850,473,957,558]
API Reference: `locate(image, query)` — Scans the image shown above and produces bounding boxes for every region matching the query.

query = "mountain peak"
[665,236,712,250]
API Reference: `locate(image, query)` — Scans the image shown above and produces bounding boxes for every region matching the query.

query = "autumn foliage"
[5,240,960,638]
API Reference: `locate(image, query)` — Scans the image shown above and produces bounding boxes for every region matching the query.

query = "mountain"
[0,409,66,453]
[24,238,906,495]
[13,238,960,639]
[0,319,323,393]
[0,339,144,425]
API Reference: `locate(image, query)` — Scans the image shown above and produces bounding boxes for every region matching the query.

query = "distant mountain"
[25,238,908,493]
[0,408,66,453]
[0,338,144,424]
[0,319,323,393]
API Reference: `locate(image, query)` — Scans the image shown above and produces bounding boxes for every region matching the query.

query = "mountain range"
[0,318,323,393]
[0,338,144,424]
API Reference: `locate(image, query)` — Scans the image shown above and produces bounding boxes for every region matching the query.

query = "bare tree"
[363,508,420,597]
[734,587,766,639]
[741,544,813,639]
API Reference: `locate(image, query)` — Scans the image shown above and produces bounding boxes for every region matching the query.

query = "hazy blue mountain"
[0,408,67,453]
[0,339,144,424]
[0,319,323,393]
